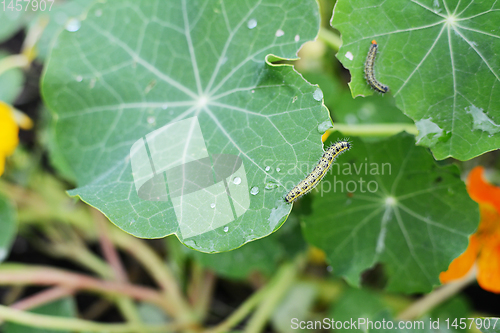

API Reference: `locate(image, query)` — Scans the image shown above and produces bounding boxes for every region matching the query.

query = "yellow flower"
[0,101,32,176]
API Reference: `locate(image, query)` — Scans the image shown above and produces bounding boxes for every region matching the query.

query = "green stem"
[205,281,274,333]
[328,123,418,137]
[244,262,297,333]
[0,265,173,315]
[0,304,181,333]
[317,27,342,52]
[110,230,194,323]
[0,54,28,76]
[397,266,477,320]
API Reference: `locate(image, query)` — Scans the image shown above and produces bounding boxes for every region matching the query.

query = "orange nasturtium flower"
[0,101,32,176]
[440,166,500,293]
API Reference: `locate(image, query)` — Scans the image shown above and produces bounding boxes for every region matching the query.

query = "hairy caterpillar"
[365,40,389,93]
[284,140,351,203]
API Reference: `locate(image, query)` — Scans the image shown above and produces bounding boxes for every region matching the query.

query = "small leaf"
[0,193,16,263]
[0,52,24,104]
[333,0,500,161]
[42,0,328,252]
[479,319,500,333]
[302,132,479,293]
[0,9,31,43]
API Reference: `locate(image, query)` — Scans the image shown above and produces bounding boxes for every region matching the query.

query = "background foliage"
[0,0,499,332]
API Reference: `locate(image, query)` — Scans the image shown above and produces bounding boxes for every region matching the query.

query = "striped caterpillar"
[365,40,389,93]
[284,140,351,203]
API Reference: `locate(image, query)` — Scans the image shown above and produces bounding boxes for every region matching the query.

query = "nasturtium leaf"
[0,8,31,43]
[0,193,16,263]
[42,0,329,252]
[272,282,317,333]
[190,213,305,279]
[302,133,479,293]
[333,0,500,161]
[329,289,389,333]
[0,52,24,104]
[33,0,90,61]
[480,319,500,333]
[4,298,76,333]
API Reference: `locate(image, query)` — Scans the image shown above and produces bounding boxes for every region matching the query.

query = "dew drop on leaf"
[313,88,323,101]
[250,187,259,195]
[66,18,81,32]
[247,18,257,29]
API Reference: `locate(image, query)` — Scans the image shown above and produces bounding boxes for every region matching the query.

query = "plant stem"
[244,262,297,333]
[0,265,175,315]
[205,281,274,333]
[10,286,74,311]
[94,211,142,327]
[397,266,477,320]
[110,229,194,323]
[189,264,215,321]
[0,54,29,76]
[0,304,182,333]
[0,286,74,325]
[327,123,419,137]
[317,27,342,52]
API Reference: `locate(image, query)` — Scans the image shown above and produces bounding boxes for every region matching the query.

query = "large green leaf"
[0,193,16,262]
[42,0,328,252]
[190,213,305,279]
[333,0,500,161]
[302,133,479,293]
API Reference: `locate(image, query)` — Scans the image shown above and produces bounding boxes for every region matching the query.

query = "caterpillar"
[284,140,351,203]
[365,40,389,93]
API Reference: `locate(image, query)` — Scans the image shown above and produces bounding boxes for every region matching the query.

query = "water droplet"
[313,88,323,101]
[295,34,300,42]
[265,182,278,190]
[251,90,255,93]
[129,218,135,226]
[345,51,354,60]
[276,167,281,172]
[250,186,259,195]
[95,9,102,17]
[292,96,298,103]
[223,226,229,232]
[75,75,83,82]
[327,266,333,272]
[210,203,216,209]
[147,116,155,124]
[247,19,257,29]
[233,177,242,185]
[66,18,81,32]
[318,120,333,133]
[162,104,168,110]
[275,29,284,37]
[265,166,271,172]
